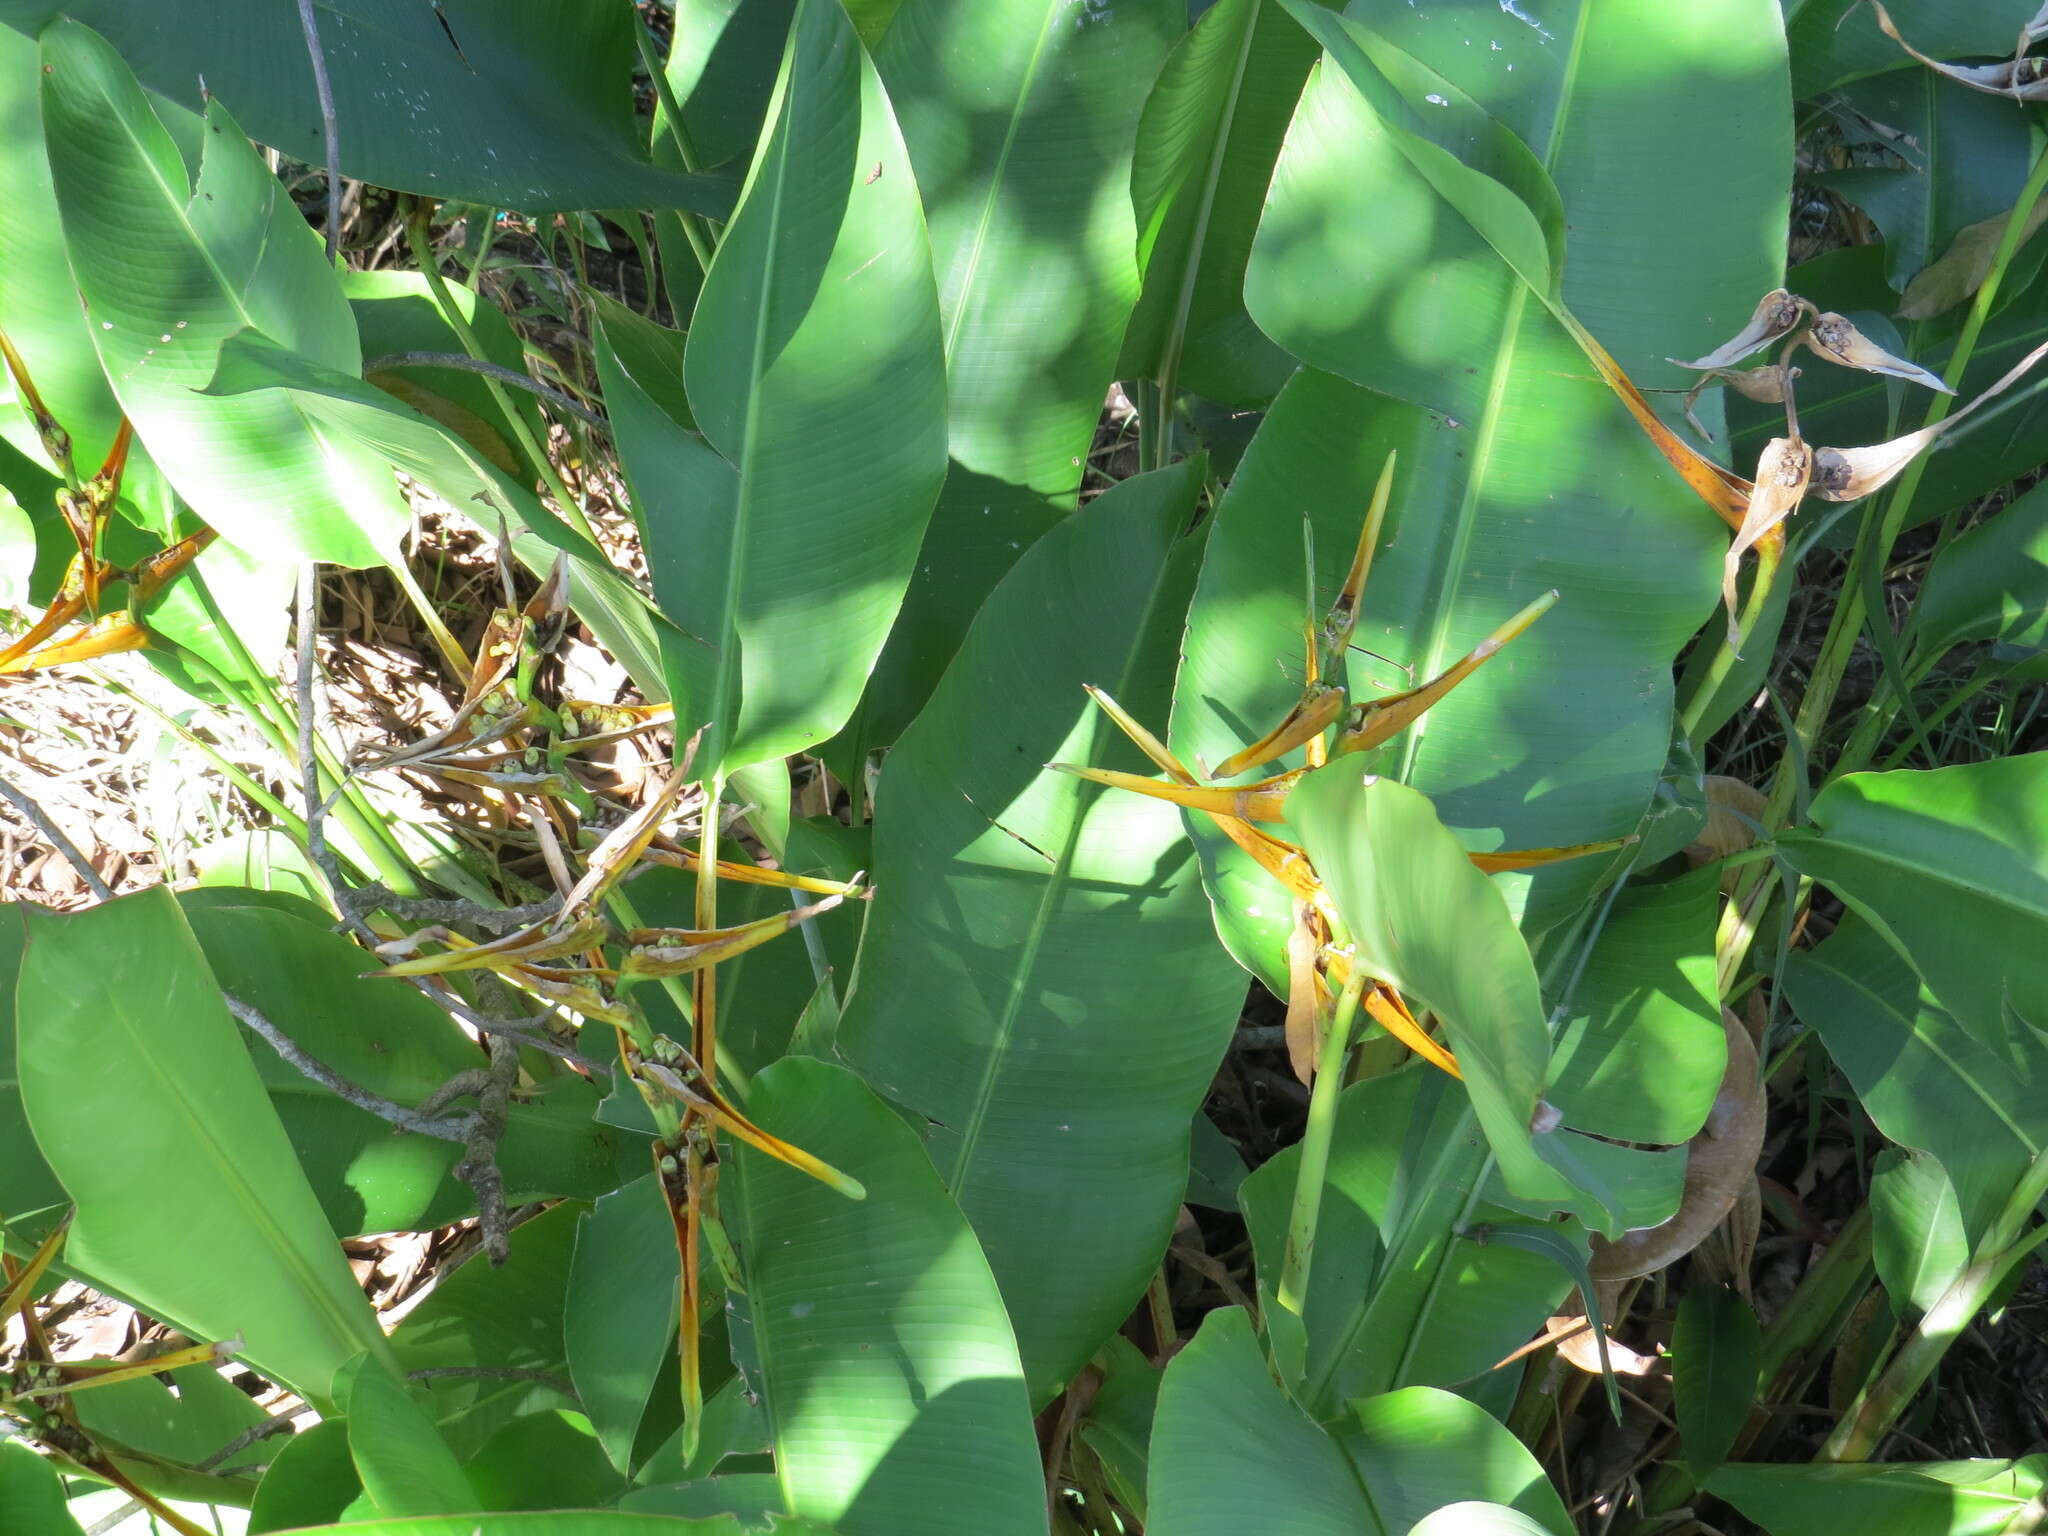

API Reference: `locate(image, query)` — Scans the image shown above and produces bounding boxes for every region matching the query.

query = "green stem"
[402,209,604,548]
[1276,969,1369,1315]
[1679,540,1783,743]
[1822,1160,2048,1461]
[1770,141,2048,818]
[634,24,718,278]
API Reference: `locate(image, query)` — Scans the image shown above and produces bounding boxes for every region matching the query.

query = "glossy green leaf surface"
[0,1,725,212]
[567,1173,680,1475]
[1777,754,2048,1039]
[0,902,63,1222]
[1237,1068,1568,1413]
[1186,0,1783,961]
[1339,1388,1571,1536]
[842,0,1180,751]
[1910,479,2048,664]
[1543,868,1725,1146]
[0,1438,86,1536]
[838,461,1247,1394]
[259,1516,838,1536]
[725,1057,1044,1536]
[1148,1309,1568,1535]
[1148,1308,1379,1536]
[1787,0,2024,97]
[1289,766,1611,1226]
[1671,1285,1759,1475]
[201,329,670,694]
[1709,1456,2048,1536]
[1118,0,1320,407]
[14,887,391,1407]
[1871,1147,1971,1317]
[185,900,630,1236]
[390,1202,581,1460]
[1785,916,2044,1246]
[664,0,946,773]
[38,19,407,567]
[1820,70,2034,294]
[0,24,174,524]
[341,1354,478,1517]
[248,1420,370,1533]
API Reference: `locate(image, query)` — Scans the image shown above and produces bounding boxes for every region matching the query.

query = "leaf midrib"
[1390,7,1589,785]
[948,525,1191,1193]
[934,1,1066,365]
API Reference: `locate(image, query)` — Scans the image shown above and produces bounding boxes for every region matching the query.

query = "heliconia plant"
[1,2,2046,1535]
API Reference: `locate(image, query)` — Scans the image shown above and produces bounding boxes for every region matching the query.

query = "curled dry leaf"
[1670,288,1808,371]
[1809,335,2048,501]
[1589,1009,1765,1281]
[1553,1319,1662,1379]
[1685,774,1771,868]
[1865,0,2048,99]
[1682,363,1798,441]
[1898,193,2048,320]
[1803,312,1954,393]
[1723,436,1812,647]
[1283,898,1326,1087]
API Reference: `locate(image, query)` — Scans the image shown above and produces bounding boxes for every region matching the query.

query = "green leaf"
[0,902,63,1222]
[38,19,407,566]
[1118,0,1321,408]
[391,1202,582,1460]
[839,0,1181,753]
[247,1419,368,1533]
[70,1363,269,1476]
[1788,0,2025,97]
[725,1057,1044,1536]
[1784,915,2043,1247]
[566,1173,680,1475]
[665,0,798,172]
[1408,1507,1555,1536]
[0,0,726,213]
[0,1438,87,1536]
[249,1515,840,1536]
[1184,0,1785,956]
[464,1411,626,1513]
[1818,72,2035,293]
[1671,1285,1759,1476]
[1543,868,1726,1146]
[1288,766,1613,1228]
[1777,755,2048,1041]
[340,1353,479,1517]
[184,901,631,1236]
[201,328,670,694]
[0,24,175,525]
[661,0,945,774]
[1076,1336,1160,1523]
[1148,1309,1569,1535]
[1709,1457,2048,1536]
[1148,1308,1380,1536]
[1909,479,2048,663]
[1237,1068,1568,1414]
[14,887,391,1408]
[1871,1147,1972,1317]
[1337,1387,1572,1536]
[837,461,1247,1394]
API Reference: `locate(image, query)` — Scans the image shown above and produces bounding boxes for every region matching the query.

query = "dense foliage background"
[1,2,2046,1533]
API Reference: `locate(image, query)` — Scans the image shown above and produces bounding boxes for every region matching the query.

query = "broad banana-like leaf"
[1117,0,1324,408]
[725,1058,1044,1536]
[14,888,393,1410]
[1777,754,2048,1043]
[666,0,947,774]
[38,19,407,567]
[1177,0,1786,992]
[836,0,1181,757]
[838,460,1247,1395]
[1147,1308,1571,1536]
[0,0,726,212]
[1784,915,2045,1246]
